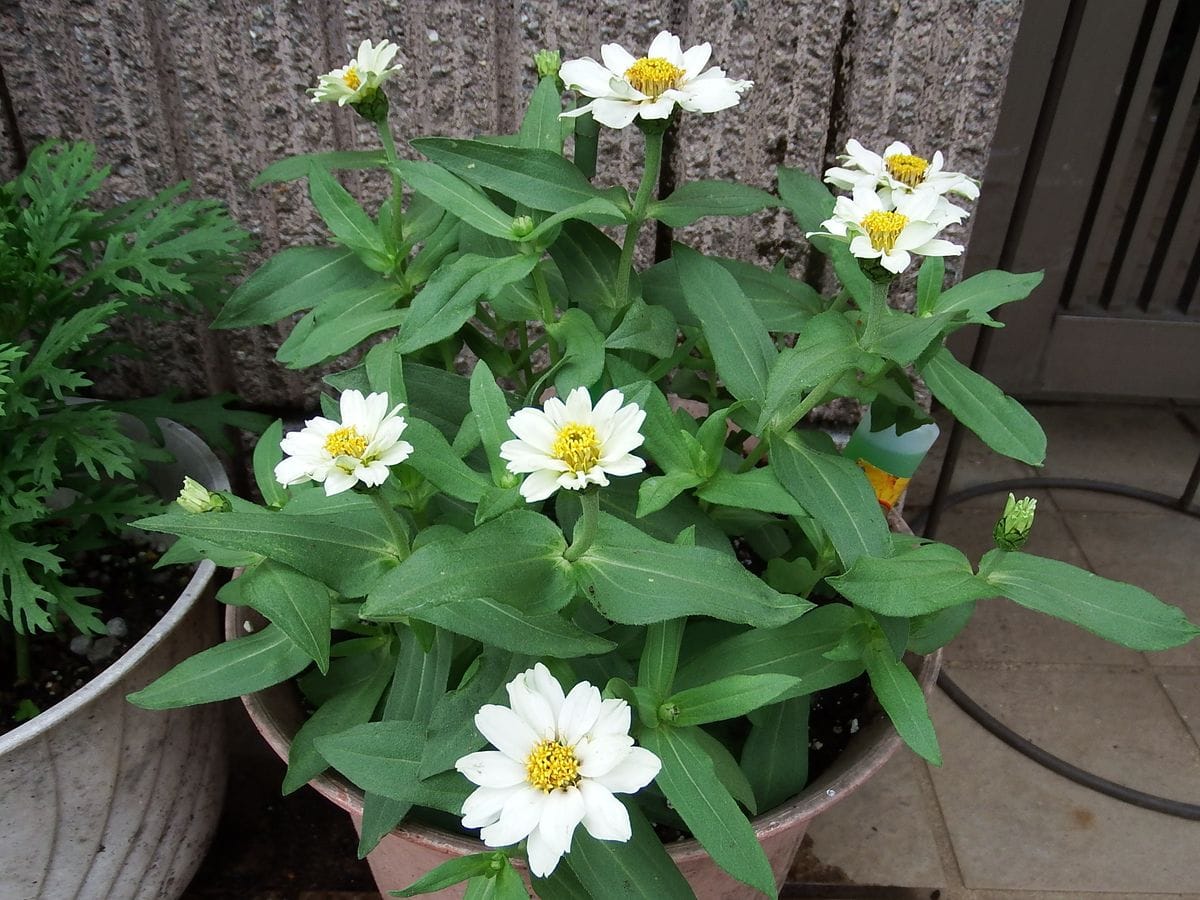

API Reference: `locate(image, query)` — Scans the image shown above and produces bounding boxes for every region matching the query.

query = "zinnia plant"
[130,30,1199,899]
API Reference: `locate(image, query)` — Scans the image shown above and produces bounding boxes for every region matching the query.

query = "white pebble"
[106,617,128,638]
[427,28,439,42]
[825,788,837,798]
[69,635,93,656]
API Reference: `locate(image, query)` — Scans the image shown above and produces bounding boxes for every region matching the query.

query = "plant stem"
[532,263,561,366]
[376,121,406,271]
[369,490,410,558]
[564,490,600,562]
[614,127,665,307]
[14,630,30,684]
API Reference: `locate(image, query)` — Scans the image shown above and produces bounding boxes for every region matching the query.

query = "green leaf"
[776,165,835,233]
[675,244,775,410]
[770,432,891,567]
[471,360,517,486]
[252,420,288,508]
[696,468,805,517]
[674,603,863,698]
[908,602,976,654]
[638,619,685,700]
[422,596,615,656]
[647,180,778,227]
[276,282,407,369]
[641,726,777,896]
[135,508,397,598]
[284,648,392,793]
[360,628,453,856]
[665,673,801,727]
[920,346,1046,465]
[412,138,625,219]
[932,270,1044,323]
[979,550,1200,650]
[829,540,996,617]
[362,510,572,620]
[861,640,941,764]
[619,382,694,475]
[549,308,606,395]
[239,561,333,673]
[253,150,387,186]
[215,247,379,329]
[575,512,811,627]
[741,696,810,812]
[687,725,758,814]
[314,720,470,814]
[395,159,516,239]
[402,417,493,503]
[308,167,390,269]
[519,75,568,152]
[759,310,871,432]
[636,470,704,518]
[556,801,694,900]
[916,256,944,317]
[604,300,678,358]
[396,254,538,355]
[547,221,627,310]
[127,624,312,709]
[392,852,508,897]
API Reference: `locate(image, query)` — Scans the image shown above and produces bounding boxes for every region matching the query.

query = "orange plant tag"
[855,459,909,511]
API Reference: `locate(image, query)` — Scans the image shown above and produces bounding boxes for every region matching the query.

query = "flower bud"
[993,493,1036,551]
[533,49,562,80]
[351,87,390,124]
[510,215,536,239]
[176,477,230,514]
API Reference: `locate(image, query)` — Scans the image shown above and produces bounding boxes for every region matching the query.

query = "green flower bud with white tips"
[533,49,562,81]
[994,493,1036,551]
[176,477,230,514]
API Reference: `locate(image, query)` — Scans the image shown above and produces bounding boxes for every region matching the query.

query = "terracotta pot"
[0,420,229,900]
[227,597,941,899]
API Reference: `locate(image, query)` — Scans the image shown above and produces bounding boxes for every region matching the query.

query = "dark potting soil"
[0,541,194,737]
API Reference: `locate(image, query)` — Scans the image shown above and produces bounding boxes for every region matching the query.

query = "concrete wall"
[0,0,1023,410]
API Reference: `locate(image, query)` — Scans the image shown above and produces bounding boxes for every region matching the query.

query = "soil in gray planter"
[0,540,194,734]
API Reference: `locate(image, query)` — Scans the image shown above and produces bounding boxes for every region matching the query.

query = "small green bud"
[657,702,679,723]
[993,493,1036,551]
[510,215,536,239]
[533,49,562,80]
[176,477,230,514]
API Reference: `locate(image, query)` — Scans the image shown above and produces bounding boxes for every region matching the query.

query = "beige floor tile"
[1030,404,1199,513]
[926,668,1200,893]
[1157,669,1200,753]
[802,751,949,889]
[1064,511,1200,668]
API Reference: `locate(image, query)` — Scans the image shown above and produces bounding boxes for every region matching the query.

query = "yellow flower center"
[861,210,908,252]
[884,153,929,188]
[551,423,601,474]
[624,57,685,98]
[324,425,369,459]
[343,65,362,91]
[526,739,581,792]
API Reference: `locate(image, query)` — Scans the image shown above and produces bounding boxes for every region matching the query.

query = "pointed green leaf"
[829,540,996,617]
[696,468,805,516]
[932,269,1044,322]
[394,159,516,238]
[741,696,810,812]
[402,417,493,503]
[519,75,568,152]
[861,640,941,765]
[239,560,333,673]
[215,247,378,328]
[417,596,615,656]
[253,149,386,186]
[252,419,288,508]
[916,255,944,317]
[308,166,390,268]
[665,673,801,726]
[647,179,778,226]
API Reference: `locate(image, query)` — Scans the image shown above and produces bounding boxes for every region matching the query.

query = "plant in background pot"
[132,33,1198,900]
[0,140,266,899]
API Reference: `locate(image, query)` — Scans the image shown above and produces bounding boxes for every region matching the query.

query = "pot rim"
[0,420,227,754]
[228,598,941,865]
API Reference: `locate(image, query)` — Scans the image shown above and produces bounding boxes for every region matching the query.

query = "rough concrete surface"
[0,1,1022,410]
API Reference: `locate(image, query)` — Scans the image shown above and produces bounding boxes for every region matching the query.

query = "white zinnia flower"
[559,31,752,130]
[500,387,646,503]
[825,139,980,204]
[274,390,412,496]
[809,187,963,275]
[455,664,662,877]
[310,39,402,106]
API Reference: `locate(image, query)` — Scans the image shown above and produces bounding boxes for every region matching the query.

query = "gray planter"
[0,419,229,900]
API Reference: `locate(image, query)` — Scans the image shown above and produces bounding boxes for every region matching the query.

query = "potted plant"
[0,140,264,899]
[132,34,1198,899]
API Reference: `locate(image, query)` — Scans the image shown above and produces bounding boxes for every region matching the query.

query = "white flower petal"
[647,31,684,67]
[526,822,566,878]
[507,673,558,740]
[879,248,912,274]
[558,682,603,746]
[592,746,662,794]
[475,704,540,762]
[529,664,566,720]
[507,408,559,452]
[578,780,633,842]
[480,785,547,847]
[637,96,677,119]
[519,468,563,502]
[538,787,587,856]
[681,42,713,79]
[561,57,617,98]
[674,77,748,113]
[274,456,313,486]
[590,97,645,130]
[576,733,636,778]
[456,751,528,788]
[592,698,632,737]
[323,469,357,495]
[461,784,518,829]
[848,235,881,259]
[911,238,964,257]
[595,454,646,477]
[600,43,637,77]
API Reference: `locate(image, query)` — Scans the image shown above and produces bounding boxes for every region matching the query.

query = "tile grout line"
[911,750,969,894]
